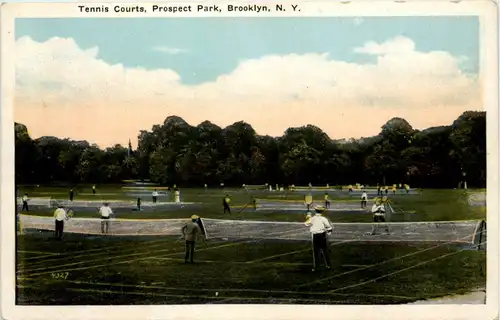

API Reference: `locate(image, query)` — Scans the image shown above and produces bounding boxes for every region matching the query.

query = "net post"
[472,220,486,251]
[478,220,486,251]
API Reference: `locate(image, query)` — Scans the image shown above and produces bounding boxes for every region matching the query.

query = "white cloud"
[152,46,188,55]
[14,35,480,147]
[354,36,415,55]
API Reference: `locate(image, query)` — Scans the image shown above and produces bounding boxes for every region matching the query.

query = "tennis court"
[16,186,487,305]
[16,228,485,305]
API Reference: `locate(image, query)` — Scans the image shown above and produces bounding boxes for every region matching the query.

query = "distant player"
[152,189,159,204]
[21,193,29,212]
[220,182,224,189]
[92,185,96,195]
[405,184,410,194]
[99,202,113,235]
[392,185,397,195]
[136,197,142,211]
[324,192,330,209]
[377,184,381,195]
[69,189,74,202]
[348,185,353,193]
[174,189,181,203]
[53,204,68,240]
[204,184,208,192]
[371,199,389,235]
[304,194,313,211]
[361,191,368,209]
[181,215,206,264]
[223,195,231,214]
[385,186,389,195]
[305,206,333,272]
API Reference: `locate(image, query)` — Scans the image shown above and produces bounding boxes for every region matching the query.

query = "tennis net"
[19,214,485,246]
[254,198,365,212]
[244,184,268,191]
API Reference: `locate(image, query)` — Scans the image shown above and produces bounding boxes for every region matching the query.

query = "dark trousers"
[93,189,96,194]
[223,205,231,214]
[325,200,330,209]
[55,220,64,239]
[312,232,330,269]
[372,215,389,234]
[361,200,367,208]
[185,241,195,262]
[22,201,29,211]
[101,218,110,234]
[153,196,157,204]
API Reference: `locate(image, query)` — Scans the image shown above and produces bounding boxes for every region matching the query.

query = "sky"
[14,17,481,148]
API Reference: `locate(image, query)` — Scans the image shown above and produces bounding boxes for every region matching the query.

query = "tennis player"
[69,189,74,202]
[21,193,29,212]
[305,206,333,272]
[92,185,96,195]
[361,191,368,209]
[324,192,330,209]
[152,189,159,204]
[371,198,389,235]
[174,189,181,203]
[136,197,142,211]
[99,202,113,234]
[223,195,231,214]
[53,205,68,240]
[181,215,206,263]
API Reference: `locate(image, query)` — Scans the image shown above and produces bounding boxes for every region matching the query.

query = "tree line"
[15,111,486,188]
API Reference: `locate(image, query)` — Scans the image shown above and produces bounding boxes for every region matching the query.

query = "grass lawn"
[17,232,485,305]
[17,186,486,223]
[15,185,487,305]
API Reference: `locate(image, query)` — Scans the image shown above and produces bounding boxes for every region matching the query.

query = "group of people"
[377,184,411,195]
[51,202,114,240]
[301,193,391,271]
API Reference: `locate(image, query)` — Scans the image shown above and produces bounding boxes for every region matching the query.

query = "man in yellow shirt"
[324,192,330,209]
[53,205,68,240]
[223,195,231,214]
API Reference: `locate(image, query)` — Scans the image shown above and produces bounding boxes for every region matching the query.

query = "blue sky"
[16,17,479,85]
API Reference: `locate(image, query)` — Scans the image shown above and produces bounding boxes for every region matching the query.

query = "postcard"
[1,1,498,320]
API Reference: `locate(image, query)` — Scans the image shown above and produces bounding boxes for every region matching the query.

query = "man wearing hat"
[181,215,206,263]
[305,206,333,272]
[53,204,68,240]
[371,198,389,235]
[99,202,113,235]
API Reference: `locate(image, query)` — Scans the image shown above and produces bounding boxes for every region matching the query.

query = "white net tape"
[19,214,484,244]
[19,198,195,209]
[17,197,52,208]
[244,185,268,190]
[255,199,366,212]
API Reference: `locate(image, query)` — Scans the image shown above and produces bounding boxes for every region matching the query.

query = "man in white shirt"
[99,202,113,234]
[53,205,68,240]
[174,189,181,203]
[361,191,368,209]
[305,206,333,272]
[371,198,389,235]
[152,189,159,204]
